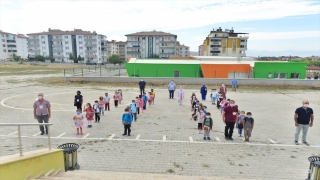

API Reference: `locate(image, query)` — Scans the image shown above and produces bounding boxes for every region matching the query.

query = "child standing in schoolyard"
[122,107,133,136]
[147,92,153,106]
[150,89,155,105]
[203,106,207,115]
[243,112,254,142]
[135,96,140,116]
[211,89,218,105]
[104,92,110,111]
[217,94,223,109]
[236,111,245,137]
[73,109,84,135]
[190,93,197,111]
[118,89,123,104]
[113,91,120,108]
[83,103,94,128]
[138,95,144,113]
[219,97,227,115]
[93,100,100,123]
[98,96,105,116]
[130,100,137,121]
[202,112,213,140]
[142,93,147,110]
[190,109,205,134]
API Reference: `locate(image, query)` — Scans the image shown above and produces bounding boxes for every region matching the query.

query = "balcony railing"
[52,39,62,41]
[7,45,17,48]
[0,123,53,156]
[85,44,96,47]
[29,44,40,47]
[52,44,63,47]
[127,51,140,54]
[85,55,97,58]
[84,38,97,41]
[28,39,39,42]
[29,50,40,53]
[53,55,64,58]
[52,49,63,52]
[85,50,97,53]
[7,40,16,43]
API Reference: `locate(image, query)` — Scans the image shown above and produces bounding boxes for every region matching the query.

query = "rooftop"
[125,30,177,37]
[27,28,99,35]
[0,30,15,35]
[17,34,28,39]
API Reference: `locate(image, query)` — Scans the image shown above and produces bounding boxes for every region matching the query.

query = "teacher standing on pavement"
[139,79,146,95]
[200,85,207,101]
[294,100,314,146]
[222,100,238,140]
[168,80,176,99]
[33,93,51,135]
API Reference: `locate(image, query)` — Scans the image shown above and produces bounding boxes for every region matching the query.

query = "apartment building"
[117,41,127,60]
[27,28,107,63]
[107,40,127,60]
[0,30,28,60]
[125,30,177,59]
[202,27,248,57]
[178,44,190,57]
[198,45,204,56]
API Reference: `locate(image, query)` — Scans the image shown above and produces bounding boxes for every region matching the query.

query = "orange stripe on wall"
[200,64,251,78]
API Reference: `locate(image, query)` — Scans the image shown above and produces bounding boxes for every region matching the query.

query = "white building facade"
[125,31,177,59]
[0,30,28,60]
[178,44,190,57]
[107,40,127,61]
[27,28,107,63]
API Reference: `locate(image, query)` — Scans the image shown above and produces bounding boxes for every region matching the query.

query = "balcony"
[211,53,219,56]
[29,50,40,53]
[52,39,62,41]
[7,40,16,44]
[211,48,220,51]
[29,44,40,47]
[160,46,175,48]
[84,38,97,41]
[85,55,97,58]
[52,44,63,47]
[127,51,140,54]
[52,49,63,52]
[53,55,64,58]
[211,42,220,44]
[85,50,97,53]
[160,52,174,54]
[7,45,17,48]
[85,44,96,47]
[28,39,39,42]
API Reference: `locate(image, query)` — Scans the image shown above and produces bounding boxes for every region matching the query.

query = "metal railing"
[0,123,53,156]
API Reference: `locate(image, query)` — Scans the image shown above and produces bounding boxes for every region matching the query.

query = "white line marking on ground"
[8,131,18,136]
[163,135,166,141]
[215,137,220,142]
[242,138,245,141]
[57,133,66,138]
[82,133,90,139]
[33,132,41,136]
[135,135,140,140]
[268,139,276,144]
[189,136,193,142]
[108,134,115,140]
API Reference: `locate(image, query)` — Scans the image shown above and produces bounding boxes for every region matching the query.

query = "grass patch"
[173,162,180,168]
[167,169,175,173]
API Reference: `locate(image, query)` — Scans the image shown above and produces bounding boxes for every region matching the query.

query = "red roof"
[307,66,320,70]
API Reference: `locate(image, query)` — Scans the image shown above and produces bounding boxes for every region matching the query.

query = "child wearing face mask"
[243,112,254,142]
[93,100,100,123]
[219,98,227,115]
[190,109,205,134]
[202,112,213,140]
[83,103,94,128]
[236,111,245,137]
[73,109,84,135]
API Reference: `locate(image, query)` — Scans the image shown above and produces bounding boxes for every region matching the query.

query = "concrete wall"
[64,76,319,87]
[0,149,64,180]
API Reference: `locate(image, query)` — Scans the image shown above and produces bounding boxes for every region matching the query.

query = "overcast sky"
[1,0,319,53]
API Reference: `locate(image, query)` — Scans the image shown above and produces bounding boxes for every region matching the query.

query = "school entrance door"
[174,71,180,77]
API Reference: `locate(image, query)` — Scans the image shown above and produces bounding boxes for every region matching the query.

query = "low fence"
[64,77,319,87]
[64,65,125,77]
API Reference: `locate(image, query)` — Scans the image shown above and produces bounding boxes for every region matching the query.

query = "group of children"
[190,89,255,142]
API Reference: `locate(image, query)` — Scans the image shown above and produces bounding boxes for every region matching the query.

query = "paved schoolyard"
[0,81,319,180]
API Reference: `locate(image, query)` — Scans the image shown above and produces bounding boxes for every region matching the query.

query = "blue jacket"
[200,86,207,95]
[139,81,146,88]
[143,95,147,103]
[122,113,133,124]
[130,103,136,113]
[232,79,238,85]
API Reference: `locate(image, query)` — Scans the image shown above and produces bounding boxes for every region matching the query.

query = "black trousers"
[36,115,49,133]
[124,124,131,135]
[132,113,137,121]
[114,100,118,107]
[137,107,140,115]
[75,103,82,110]
[169,90,174,99]
[140,87,145,95]
[95,113,100,122]
[225,122,235,138]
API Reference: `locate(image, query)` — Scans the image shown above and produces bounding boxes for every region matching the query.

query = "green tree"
[11,54,21,61]
[77,55,84,62]
[108,54,124,64]
[45,56,54,62]
[34,55,45,62]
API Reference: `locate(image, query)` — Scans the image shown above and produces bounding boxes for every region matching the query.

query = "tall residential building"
[107,40,127,60]
[117,41,127,60]
[202,27,248,57]
[27,28,107,63]
[198,45,204,56]
[0,30,28,60]
[125,30,177,59]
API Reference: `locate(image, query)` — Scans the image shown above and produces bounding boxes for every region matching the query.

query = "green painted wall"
[253,62,307,79]
[125,63,201,78]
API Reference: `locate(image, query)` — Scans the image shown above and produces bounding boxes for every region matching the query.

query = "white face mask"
[303,104,309,108]
[247,115,251,118]
[230,104,235,107]
[38,96,43,99]
[206,116,210,118]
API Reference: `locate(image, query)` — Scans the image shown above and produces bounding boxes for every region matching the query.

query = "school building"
[124,57,307,79]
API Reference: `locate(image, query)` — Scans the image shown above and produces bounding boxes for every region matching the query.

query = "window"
[210,51,220,53]
[3,49,6,52]
[79,36,82,39]
[290,73,300,79]
[2,44,5,47]
[41,36,44,39]
[42,41,45,44]
[2,39,5,42]
[66,47,69,49]
[241,40,245,42]
[240,45,245,48]
[274,73,287,79]
[79,41,82,44]
[79,47,83,49]
[1,34,4,37]
[56,36,59,38]
[66,52,69,55]
[233,39,237,42]
[65,36,68,38]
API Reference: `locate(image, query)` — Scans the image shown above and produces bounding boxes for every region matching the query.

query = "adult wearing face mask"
[74,90,83,110]
[219,84,227,99]
[168,80,176,99]
[294,100,314,146]
[139,79,146,95]
[222,100,238,140]
[33,93,51,135]
[200,85,207,101]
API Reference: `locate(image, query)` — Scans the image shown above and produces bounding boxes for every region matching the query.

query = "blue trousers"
[201,94,206,100]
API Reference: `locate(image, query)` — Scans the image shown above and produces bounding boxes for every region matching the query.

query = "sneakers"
[303,142,310,146]
[295,141,299,145]
[128,134,131,136]
[122,134,127,136]
[40,132,44,135]
[80,132,83,135]
[203,137,207,140]
[225,137,229,140]
[207,137,211,140]
[229,137,234,141]
[76,132,79,135]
